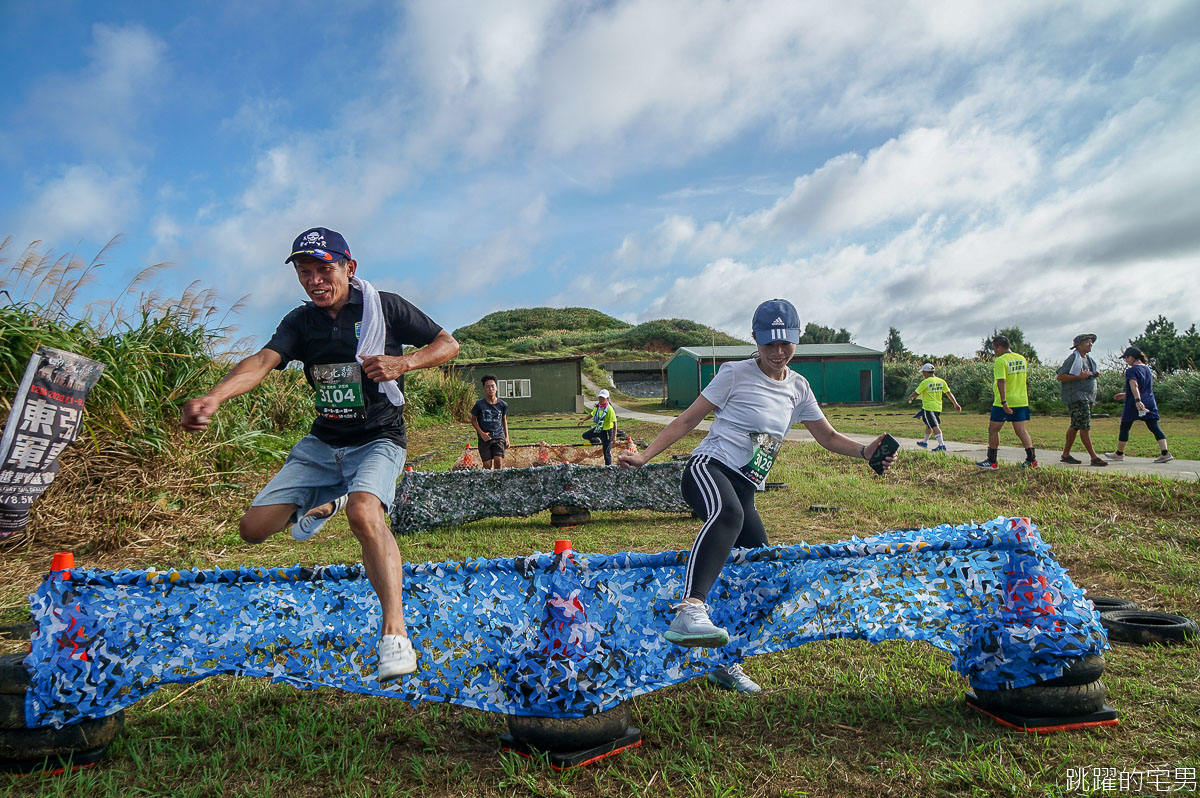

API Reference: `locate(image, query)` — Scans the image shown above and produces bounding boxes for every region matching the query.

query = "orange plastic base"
[500,729,642,769]
[965,699,1119,734]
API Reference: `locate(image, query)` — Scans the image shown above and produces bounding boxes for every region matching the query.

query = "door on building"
[859,370,872,402]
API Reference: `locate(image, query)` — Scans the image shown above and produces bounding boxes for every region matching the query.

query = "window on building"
[498,379,531,399]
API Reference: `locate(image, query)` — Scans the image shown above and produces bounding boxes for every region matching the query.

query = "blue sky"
[2,0,1198,360]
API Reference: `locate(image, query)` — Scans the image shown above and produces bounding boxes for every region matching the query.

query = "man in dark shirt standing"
[469,374,509,469]
[181,227,459,683]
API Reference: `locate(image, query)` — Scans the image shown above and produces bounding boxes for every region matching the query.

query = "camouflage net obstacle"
[391,462,689,535]
[23,517,1107,728]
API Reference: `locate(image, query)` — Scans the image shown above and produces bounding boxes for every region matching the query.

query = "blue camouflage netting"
[25,517,1107,729]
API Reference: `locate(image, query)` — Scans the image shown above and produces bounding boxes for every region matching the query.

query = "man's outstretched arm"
[181,348,283,430]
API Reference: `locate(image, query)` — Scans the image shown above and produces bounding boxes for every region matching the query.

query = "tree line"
[884,316,1199,372]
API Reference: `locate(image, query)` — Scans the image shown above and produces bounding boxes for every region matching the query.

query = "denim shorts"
[990,405,1031,423]
[251,435,406,522]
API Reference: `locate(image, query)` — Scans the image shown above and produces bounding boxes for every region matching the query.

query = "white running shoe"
[708,663,761,693]
[664,602,729,648]
[291,495,348,541]
[378,634,417,682]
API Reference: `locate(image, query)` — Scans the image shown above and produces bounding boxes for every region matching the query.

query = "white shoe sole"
[664,629,729,648]
[378,658,418,683]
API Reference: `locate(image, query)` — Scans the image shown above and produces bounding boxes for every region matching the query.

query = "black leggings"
[1118,418,1166,442]
[582,428,613,465]
[680,455,768,602]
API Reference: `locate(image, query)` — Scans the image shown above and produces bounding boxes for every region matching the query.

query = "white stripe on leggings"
[684,454,723,598]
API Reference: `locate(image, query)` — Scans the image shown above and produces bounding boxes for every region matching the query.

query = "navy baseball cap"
[285,227,351,264]
[752,299,801,345]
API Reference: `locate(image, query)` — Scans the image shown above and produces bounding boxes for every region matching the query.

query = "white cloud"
[21,23,167,159]
[20,164,142,242]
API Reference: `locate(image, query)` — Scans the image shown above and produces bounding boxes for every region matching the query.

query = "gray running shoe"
[292,494,348,541]
[1103,452,1125,461]
[664,602,729,648]
[1154,452,1175,463]
[708,663,761,693]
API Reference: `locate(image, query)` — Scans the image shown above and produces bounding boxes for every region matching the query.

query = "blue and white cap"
[751,299,801,345]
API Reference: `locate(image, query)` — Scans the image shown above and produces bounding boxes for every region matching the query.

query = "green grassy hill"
[452,307,747,363]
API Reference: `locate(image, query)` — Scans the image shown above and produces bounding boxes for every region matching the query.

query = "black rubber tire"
[0,654,30,695]
[550,512,591,528]
[1101,610,1199,646]
[1089,596,1140,614]
[0,691,26,729]
[0,623,34,641]
[0,743,110,775]
[507,704,631,753]
[971,681,1107,717]
[1032,654,1106,687]
[0,711,124,761]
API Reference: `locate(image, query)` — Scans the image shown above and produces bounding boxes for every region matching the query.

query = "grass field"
[612,395,1200,461]
[2,416,1199,797]
[821,404,1200,462]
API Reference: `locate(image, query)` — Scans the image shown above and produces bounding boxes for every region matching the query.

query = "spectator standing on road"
[181,227,459,683]
[1056,334,1106,467]
[977,335,1038,470]
[469,374,509,469]
[907,362,961,451]
[619,298,896,694]
[1106,346,1174,463]
[579,389,618,465]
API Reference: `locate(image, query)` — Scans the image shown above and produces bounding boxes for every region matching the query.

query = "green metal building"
[664,344,885,407]
[449,356,584,414]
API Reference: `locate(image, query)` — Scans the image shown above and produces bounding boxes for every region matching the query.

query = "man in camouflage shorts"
[1057,333,1106,466]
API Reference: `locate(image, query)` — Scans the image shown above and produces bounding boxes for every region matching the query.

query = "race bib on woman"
[738,432,782,487]
[311,362,366,421]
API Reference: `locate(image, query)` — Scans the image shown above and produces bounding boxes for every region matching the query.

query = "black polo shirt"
[263,288,442,449]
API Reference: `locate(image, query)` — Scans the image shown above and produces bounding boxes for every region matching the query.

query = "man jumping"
[181,227,459,682]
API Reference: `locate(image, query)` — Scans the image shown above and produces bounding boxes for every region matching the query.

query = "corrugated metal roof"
[675,343,884,359]
[603,360,666,371]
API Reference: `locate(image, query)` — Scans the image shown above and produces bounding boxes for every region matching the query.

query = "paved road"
[582,375,1198,482]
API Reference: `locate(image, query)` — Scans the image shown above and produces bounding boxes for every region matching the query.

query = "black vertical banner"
[0,346,105,540]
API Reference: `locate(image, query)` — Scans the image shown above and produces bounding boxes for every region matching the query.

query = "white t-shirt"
[692,358,824,488]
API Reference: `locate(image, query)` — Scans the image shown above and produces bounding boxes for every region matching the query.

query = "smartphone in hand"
[868,433,899,475]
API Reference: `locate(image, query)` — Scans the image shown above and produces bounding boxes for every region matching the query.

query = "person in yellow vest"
[977,335,1037,469]
[578,389,618,464]
[906,363,961,451]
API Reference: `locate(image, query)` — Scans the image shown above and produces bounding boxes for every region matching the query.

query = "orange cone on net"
[452,444,479,470]
[50,552,88,661]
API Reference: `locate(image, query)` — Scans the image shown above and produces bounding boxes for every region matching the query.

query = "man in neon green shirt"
[977,335,1037,470]
[907,363,961,451]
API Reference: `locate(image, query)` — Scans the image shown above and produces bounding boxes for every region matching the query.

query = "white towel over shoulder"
[351,275,404,407]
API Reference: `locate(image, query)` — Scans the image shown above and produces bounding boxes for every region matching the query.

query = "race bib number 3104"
[312,362,366,421]
[738,432,782,487]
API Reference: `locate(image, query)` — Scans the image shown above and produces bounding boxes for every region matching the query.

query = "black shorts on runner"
[478,437,507,461]
[918,409,941,429]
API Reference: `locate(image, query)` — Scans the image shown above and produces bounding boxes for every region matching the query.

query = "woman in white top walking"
[619,299,896,691]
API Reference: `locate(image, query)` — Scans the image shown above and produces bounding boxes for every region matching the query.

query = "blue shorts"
[251,435,406,523]
[990,406,1031,423]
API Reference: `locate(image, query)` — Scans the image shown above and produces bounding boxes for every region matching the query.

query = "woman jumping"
[619,298,897,692]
